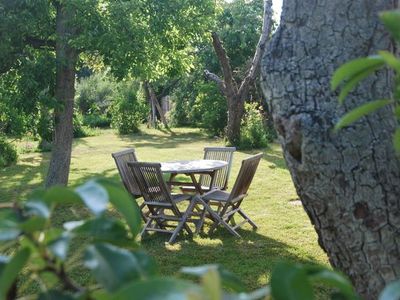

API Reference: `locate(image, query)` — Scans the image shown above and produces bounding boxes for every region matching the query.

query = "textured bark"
[206,0,273,145]
[45,3,77,187]
[261,0,400,298]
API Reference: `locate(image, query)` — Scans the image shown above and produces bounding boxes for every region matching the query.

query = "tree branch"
[211,32,238,95]
[25,37,56,50]
[238,0,273,98]
[204,70,226,94]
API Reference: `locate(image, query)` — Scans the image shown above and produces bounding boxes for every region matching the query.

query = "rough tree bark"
[261,0,400,298]
[205,0,273,145]
[45,3,78,187]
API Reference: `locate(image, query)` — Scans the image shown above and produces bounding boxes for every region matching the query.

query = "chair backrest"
[112,149,141,197]
[200,146,236,190]
[128,162,173,205]
[229,153,263,201]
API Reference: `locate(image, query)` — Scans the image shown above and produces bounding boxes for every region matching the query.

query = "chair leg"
[198,198,241,238]
[141,218,153,237]
[237,209,258,229]
[168,202,196,244]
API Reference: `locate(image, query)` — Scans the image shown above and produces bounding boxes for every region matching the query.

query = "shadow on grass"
[0,153,49,202]
[141,226,321,291]
[118,131,212,149]
[237,146,288,170]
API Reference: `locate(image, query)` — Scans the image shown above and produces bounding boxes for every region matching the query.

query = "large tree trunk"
[45,3,77,187]
[261,0,400,298]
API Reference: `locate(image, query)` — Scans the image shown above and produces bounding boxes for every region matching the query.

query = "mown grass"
[0,127,329,293]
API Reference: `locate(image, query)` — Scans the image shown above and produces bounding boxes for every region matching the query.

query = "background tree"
[205,0,273,145]
[261,0,400,298]
[0,0,214,187]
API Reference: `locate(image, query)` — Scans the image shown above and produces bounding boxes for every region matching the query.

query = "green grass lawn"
[0,127,329,292]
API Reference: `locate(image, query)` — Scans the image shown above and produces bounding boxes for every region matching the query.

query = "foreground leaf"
[73,216,131,246]
[0,248,31,299]
[0,210,21,241]
[379,280,400,300]
[181,264,246,292]
[380,10,400,43]
[307,266,358,299]
[48,232,72,261]
[84,243,142,292]
[271,262,314,300]
[110,277,201,300]
[75,180,109,216]
[393,127,400,154]
[331,56,384,93]
[335,99,391,131]
[96,179,141,238]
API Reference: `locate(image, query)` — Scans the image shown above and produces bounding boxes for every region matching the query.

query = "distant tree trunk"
[261,0,400,298]
[205,0,273,145]
[45,3,78,187]
[143,81,168,128]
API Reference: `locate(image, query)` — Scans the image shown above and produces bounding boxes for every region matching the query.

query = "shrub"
[238,102,268,149]
[83,113,111,128]
[73,110,97,138]
[0,135,17,167]
[191,82,227,136]
[75,72,116,115]
[110,82,149,135]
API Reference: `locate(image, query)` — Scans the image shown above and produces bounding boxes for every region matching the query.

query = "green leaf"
[331,56,384,92]
[48,233,71,261]
[0,247,31,299]
[0,210,21,241]
[43,186,83,207]
[132,251,158,278]
[73,216,131,246]
[307,267,357,299]
[378,51,400,73]
[37,290,75,300]
[25,200,50,219]
[110,277,201,300]
[271,262,314,300]
[337,63,383,103]
[395,106,400,119]
[379,280,400,300]
[380,10,400,43]
[75,180,109,216]
[181,264,246,292]
[393,128,400,154]
[84,243,143,292]
[95,179,142,238]
[335,99,392,131]
[19,216,47,233]
[202,268,221,300]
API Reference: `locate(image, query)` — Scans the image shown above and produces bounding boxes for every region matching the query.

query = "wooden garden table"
[160,159,228,194]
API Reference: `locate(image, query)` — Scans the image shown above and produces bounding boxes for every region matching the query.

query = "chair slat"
[112,149,141,196]
[200,146,236,190]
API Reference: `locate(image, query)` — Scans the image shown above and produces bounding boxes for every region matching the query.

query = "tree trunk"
[45,3,77,187]
[143,81,169,128]
[261,0,400,298]
[205,0,273,145]
[226,95,245,145]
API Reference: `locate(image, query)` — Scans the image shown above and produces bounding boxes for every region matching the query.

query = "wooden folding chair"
[195,153,263,238]
[128,161,198,244]
[111,149,147,221]
[181,146,236,193]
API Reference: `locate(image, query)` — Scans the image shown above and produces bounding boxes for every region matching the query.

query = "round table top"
[160,159,228,173]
